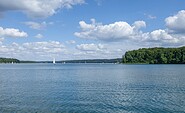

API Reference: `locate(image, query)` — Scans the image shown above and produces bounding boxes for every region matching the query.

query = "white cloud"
[144,13,157,19]
[35,34,43,38]
[0,37,4,41]
[165,10,185,33]
[75,19,146,41]
[143,29,181,45]
[73,43,118,59]
[72,42,140,60]
[0,0,85,18]
[76,43,105,51]
[22,41,65,53]
[66,40,76,44]
[0,41,66,60]
[75,16,185,46]
[136,29,185,46]
[133,21,146,30]
[0,37,4,44]
[0,27,28,38]
[148,15,157,19]
[23,21,53,30]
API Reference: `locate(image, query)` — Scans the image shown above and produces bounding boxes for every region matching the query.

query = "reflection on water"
[0,64,185,113]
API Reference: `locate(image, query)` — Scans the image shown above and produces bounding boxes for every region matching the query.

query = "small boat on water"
[53,58,56,64]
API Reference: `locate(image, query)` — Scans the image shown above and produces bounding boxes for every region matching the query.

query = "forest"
[0,58,20,63]
[122,46,185,64]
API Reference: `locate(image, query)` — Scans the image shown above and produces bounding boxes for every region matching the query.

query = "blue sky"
[0,0,185,61]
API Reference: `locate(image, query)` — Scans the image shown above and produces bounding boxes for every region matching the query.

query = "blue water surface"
[0,64,185,113]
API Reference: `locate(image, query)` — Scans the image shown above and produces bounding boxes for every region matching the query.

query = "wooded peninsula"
[122,46,185,64]
[0,58,20,63]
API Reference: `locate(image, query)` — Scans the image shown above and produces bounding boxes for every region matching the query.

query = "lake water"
[0,64,185,113]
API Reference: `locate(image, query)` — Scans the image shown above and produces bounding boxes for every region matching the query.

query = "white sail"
[53,58,56,64]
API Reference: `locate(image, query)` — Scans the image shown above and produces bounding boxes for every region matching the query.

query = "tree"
[122,46,185,64]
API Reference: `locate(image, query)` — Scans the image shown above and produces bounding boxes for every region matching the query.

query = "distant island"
[122,46,185,64]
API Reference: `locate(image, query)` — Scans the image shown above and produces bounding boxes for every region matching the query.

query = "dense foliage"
[0,58,20,63]
[122,46,185,64]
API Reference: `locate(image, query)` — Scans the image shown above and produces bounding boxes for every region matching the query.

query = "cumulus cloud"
[133,21,146,30]
[74,43,116,59]
[142,10,185,45]
[165,10,185,33]
[76,43,105,51]
[0,41,66,60]
[0,41,114,60]
[23,21,53,30]
[0,0,85,18]
[22,41,65,53]
[35,34,43,38]
[0,27,28,38]
[74,19,146,41]
[75,15,185,46]
[142,29,181,45]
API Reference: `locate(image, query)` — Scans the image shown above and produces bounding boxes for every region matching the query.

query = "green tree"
[122,46,185,64]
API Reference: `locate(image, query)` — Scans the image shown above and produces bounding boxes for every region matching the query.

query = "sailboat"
[53,58,56,64]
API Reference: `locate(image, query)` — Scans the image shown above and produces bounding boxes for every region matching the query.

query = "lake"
[0,64,185,113]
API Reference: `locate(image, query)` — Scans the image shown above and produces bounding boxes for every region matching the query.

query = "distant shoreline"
[1,46,184,64]
[0,58,122,64]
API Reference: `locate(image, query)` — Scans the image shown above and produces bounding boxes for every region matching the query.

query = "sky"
[0,0,185,61]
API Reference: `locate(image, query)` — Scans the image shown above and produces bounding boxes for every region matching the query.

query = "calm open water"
[0,64,185,113]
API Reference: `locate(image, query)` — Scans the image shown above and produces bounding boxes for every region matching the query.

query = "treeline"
[122,46,185,64]
[20,61,37,63]
[59,58,122,64]
[0,58,20,63]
